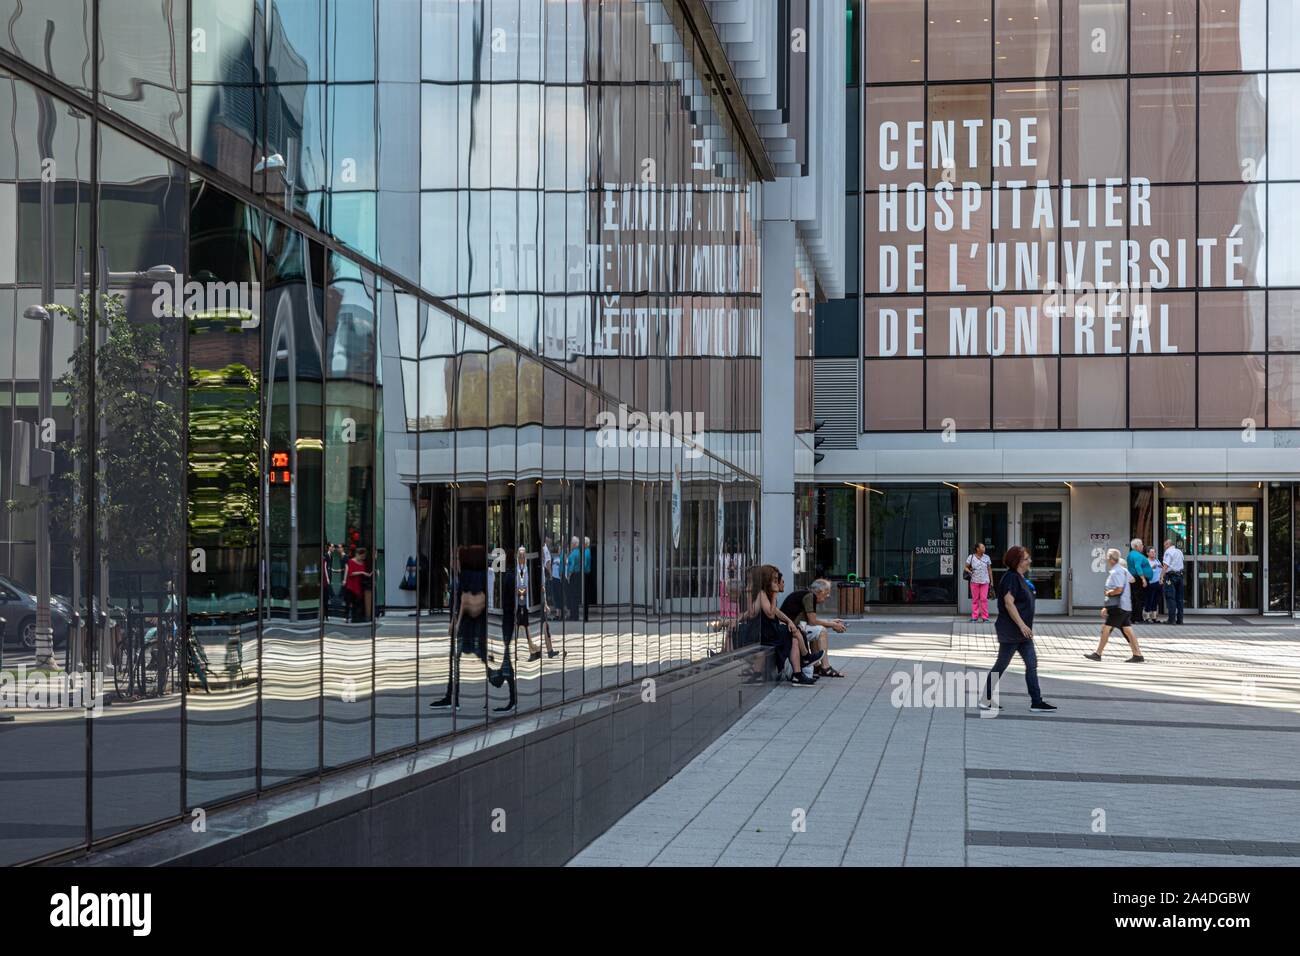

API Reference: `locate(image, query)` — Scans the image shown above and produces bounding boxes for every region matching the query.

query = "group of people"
[1120,537,1187,626]
[745,565,849,686]
[431,544,564,713]
[541,534,592,623]
[973,535,1189,713]
[324,542,372,623]
[1082,536,1184,661]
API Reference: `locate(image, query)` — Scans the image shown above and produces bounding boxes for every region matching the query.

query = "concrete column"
[760,218,796,574]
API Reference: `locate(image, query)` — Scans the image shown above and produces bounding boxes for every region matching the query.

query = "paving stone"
[568,621,1300,867]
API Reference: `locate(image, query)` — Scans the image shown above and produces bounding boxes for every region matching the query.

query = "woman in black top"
[982,545,1056,713]
[752,565,816,685]
[431,544,488,709]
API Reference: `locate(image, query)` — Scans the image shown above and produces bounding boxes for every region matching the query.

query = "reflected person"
[431,545,488,710]
[566,535,581,621]
[489,554,519,713]
[516,546,560,661]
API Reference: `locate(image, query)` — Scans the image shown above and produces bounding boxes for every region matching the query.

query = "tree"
[8,292,185,597]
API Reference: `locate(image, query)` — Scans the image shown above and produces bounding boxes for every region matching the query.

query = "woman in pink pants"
[965,541,993,622]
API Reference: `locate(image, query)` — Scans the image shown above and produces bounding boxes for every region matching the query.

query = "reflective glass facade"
[859,0,1300,432]
[0,0,761,865]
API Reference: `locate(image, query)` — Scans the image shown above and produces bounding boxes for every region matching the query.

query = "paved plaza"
[571,617,1300,866]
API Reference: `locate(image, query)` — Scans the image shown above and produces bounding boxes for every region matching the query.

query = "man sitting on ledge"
[780,577,848,679]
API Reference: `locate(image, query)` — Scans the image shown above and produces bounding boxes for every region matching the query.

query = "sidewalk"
[570,619,1300,866]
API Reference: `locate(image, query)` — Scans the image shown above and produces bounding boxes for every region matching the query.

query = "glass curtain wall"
[0,0,761,865]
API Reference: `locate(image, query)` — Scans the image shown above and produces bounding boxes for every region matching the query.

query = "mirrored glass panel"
[259,223,324,787]
[0,73,91,864]
[0,1,92,93]
[373,277,416,754]
[99,0,188,148]
[186,182,262,807]
[93,125,186,841]
[323,253,375,767]
[414,298,455,740]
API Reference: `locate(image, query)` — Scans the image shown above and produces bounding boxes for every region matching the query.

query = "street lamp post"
[22,264,178,675]
[21,303,58,671]
[31,37,58,672]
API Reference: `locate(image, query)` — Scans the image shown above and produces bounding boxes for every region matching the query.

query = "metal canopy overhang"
[669,0,777,182]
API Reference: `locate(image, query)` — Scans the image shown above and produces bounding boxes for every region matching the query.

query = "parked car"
[0,575,72,651]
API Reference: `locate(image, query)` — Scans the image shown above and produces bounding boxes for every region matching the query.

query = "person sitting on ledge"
[753,565,820,686]
[780,577,847,678]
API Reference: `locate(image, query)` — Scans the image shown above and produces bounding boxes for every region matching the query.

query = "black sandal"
[816,666,846,678]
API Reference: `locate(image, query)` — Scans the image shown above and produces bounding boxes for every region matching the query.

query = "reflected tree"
[20,293,184,590]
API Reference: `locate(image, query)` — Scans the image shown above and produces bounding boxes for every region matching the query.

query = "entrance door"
[1168,499,1260,611]
[963,495,1068,615]
[1020,500,1066,613]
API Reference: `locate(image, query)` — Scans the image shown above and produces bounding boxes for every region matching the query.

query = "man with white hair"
[1084,548,1145,662]
[1126,537,1151,622]
[779,578,848,678]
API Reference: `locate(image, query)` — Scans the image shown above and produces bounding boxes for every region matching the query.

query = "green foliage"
[44,293,186,570]
[187,312,260,549]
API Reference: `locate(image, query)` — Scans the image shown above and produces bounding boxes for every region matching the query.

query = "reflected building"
[0,0,847,865]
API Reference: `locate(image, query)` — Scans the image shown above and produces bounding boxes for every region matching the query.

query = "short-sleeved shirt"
[966,553,992,585]
[779,589,816,627]
[994,571,1034,643]
[1105,564,1132,611]
[1148,561,1162,585]
[1163,546,1185,573]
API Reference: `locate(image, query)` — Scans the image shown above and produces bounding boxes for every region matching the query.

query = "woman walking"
[344,547,373,623]
[981,545,1056,714]
[430,544,488,710]
[515,546,560,662]
[965,541,993,622]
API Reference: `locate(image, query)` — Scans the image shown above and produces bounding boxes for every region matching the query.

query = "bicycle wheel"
[112,640,131,698]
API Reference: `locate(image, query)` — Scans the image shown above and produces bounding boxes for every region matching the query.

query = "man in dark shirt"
[779,578,848,678]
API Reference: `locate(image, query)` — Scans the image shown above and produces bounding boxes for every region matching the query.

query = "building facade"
[808,0,1300,616]
[0,0,829,865]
